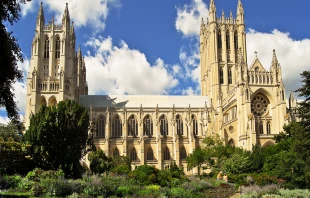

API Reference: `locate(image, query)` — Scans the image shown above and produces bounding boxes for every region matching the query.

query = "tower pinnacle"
[209,0,216,22]
[272,49,278,65]
[62,3,70,25]
[36,2,45,26]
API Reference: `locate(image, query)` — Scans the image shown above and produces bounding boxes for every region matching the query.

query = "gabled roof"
[249,57,266,72]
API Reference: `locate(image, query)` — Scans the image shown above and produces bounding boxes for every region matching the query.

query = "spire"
[209,0,216,22]
[272,49,278,65]
[36,2,45,26]
[62,3,70,26]
[230,10,233,19]
[236,0,244,24]
[201,17,205,26]
[222,9,225,19]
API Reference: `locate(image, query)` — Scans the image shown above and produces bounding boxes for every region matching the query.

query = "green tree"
[0,0,30,128]
[186,147,207,176]
[24,100,95,178]
[88,149,112,174]
[0,121,23,142]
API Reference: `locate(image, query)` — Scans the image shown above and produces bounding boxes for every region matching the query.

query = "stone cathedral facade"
[25,1,298,174]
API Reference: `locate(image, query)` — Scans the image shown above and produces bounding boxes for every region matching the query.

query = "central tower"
[24,3,88,129]
[200,0,247,101]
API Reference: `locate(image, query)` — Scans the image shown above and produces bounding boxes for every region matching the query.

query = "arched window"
[128,115,138,136]
[180,147,187,160]
[143,115,153,136]
[226,32,230,49]
[112,115,122,137]
[219,67,224,84]
[147,148,154,161]
[40,97,47,106]
[218,32,222,49]
[97,115,105,137]
[192,115,198,136]
[234,31,238,49]
[267,76,269,84]
[228,67,232,84]
[55,35,60,59]
[163,147,170,161]
[267,122,271,134]
[49,97,57,107]
[131,148,138,161]
[44,35,49,59]
[160,115,168,136]
[228,139,235,147]
[176,114,183,135]
[259,122,264,134]
[113,148,119,156]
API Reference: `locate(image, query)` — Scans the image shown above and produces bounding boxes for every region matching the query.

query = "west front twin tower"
[25,0,297,174]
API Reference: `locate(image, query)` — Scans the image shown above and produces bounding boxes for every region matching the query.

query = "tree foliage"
[24,100,95,178]
[88,149,112,174]
[0,0,30,128]
[186,147,207,176]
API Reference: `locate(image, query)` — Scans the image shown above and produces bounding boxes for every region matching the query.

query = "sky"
[1,0,310,124]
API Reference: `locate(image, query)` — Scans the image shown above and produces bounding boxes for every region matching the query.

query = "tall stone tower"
[24,3,88,129]
[200,0,288,149]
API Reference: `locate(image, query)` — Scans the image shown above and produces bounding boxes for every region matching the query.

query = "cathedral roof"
[80,95,209,109]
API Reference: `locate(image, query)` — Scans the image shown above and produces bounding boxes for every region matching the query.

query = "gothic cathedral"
[25,0,298,174]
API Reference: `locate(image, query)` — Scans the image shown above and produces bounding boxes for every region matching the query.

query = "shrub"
[116,186,132,196]
[0,175,22,189]
[278,189,310,197]
[31,183,45,197]
[241,184,279,197]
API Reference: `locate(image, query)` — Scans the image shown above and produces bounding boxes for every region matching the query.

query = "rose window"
[251,94,269,116]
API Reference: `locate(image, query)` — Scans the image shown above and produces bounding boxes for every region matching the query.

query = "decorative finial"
[254,51,257,58]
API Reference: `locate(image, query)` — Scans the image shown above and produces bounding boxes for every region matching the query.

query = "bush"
[31,183,45,197]
[278,189,310,197]
[170,187,187,197]
[0,175,22,189]
[241,184,279,197]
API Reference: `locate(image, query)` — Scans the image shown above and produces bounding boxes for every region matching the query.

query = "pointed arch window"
[180,147,187,160]
[130,148,138,161]
[147,148,154,161]
[160,115,168,136]
[234,31,238,49]
[128,115,138,136]
[55,35,60,59]
[228,67,232,84]
[163,148,170,161]
[143,115,153,136]
[97,115,105,137]
[113,148,119,156]
[176,114,183,135]
[112,115,122,137]
[219,67,224,84]
[226,32,230,49]
[218,32,222,49]
[44,35,49,59]
[192,115,198,136]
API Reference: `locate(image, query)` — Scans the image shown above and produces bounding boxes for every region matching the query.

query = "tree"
[0,121,23,142]
[24,100,95,178]
[186,147,207,176]
[0,0,30,128]
[88,149,112,174]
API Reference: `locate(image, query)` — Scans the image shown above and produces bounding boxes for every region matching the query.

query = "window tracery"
[251,94,269,117]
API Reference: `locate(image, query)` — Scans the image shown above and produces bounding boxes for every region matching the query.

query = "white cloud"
[246,29,310,95]
[0,115,10,125]
[21,0,121,31]
[182,86,200,96]
[175,0,209,37]
[85,36,178,95]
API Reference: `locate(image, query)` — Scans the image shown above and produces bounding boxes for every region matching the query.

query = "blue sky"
[1,0,310,123]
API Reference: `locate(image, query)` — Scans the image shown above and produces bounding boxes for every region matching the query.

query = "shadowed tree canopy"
[24,100,95,178]
[0,0,31,128]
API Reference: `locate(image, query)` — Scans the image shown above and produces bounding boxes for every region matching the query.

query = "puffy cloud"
[175,0,209,37]
[0,115,10,125]
[246,29,310,96]
[21,0,121,31]
[182,86,200,96]
[85,36,178,95]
